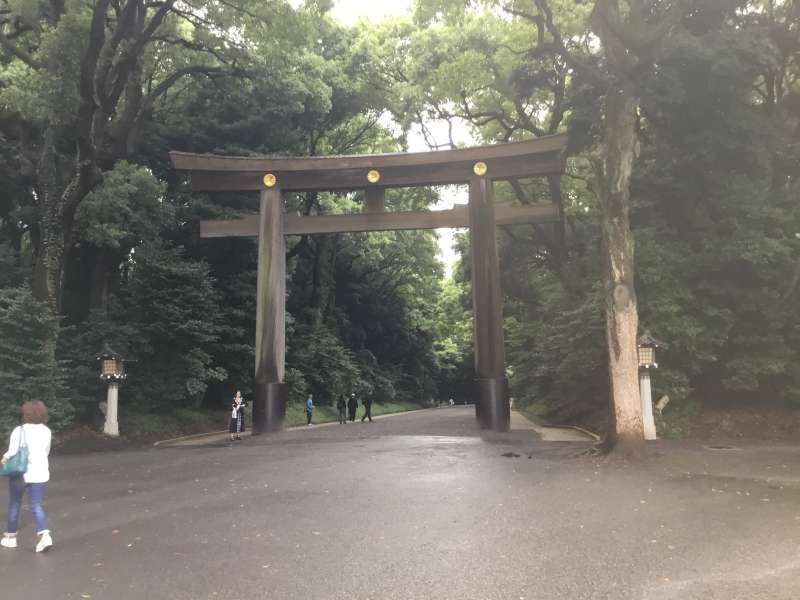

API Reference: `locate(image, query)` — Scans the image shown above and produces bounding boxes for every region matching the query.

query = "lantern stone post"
[105,383,120,437]
[95,344,126,437]
[637,330,666,441]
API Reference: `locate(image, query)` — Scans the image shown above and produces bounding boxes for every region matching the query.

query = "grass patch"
[656,399,700,439]
[53,407,229,453]
[285,400,423,427]
[120,407,227,441]
[77,401,424,445]
[519,401,551,419]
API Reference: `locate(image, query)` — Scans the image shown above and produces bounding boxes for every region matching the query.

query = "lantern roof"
[638,330,668,349]
[94,343,125,361]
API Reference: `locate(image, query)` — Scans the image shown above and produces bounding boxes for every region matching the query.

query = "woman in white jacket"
[1,400,53,553]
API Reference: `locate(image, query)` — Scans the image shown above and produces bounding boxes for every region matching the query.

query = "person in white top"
[1,400,53,553]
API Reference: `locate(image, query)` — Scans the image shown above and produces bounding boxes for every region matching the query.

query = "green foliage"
[408,0,800,430]
[57,309,139,422]
[119,407,227,440]
[0,287,73,435]
[0,242,26,289]
[284,399,421,427]
[76,162,167,251]
[1,0,797,442]
[115,244,226,410]
[433,275,474,402]
[506,275,610,425]
[655,399,700,440]
[288,314,362,405]
[285,223,445,407]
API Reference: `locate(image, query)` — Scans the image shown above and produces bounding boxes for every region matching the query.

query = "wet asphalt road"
[1,406,799,599]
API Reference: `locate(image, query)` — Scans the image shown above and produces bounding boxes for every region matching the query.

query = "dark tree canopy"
[0,0,798,443]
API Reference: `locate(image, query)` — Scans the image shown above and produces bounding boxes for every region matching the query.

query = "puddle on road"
[388,435,482,446]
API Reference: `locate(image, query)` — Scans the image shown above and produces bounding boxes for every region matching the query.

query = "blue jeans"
[7,476,48,534]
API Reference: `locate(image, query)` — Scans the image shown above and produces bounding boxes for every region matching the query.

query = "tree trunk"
[597,85,644,457]
[31,132,67,312]
[30,131,87,314]
[548,174,566,269]
[309,235,332,313]
[89,246,116,312]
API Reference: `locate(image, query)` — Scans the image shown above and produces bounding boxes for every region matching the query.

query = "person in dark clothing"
[361,396,373,423]
[336,396,347,424]
[347,393,358,422]
[229,391,246,441]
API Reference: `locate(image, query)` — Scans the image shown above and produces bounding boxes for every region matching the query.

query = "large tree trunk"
[30,130,92,313]
[89,246,116,311]
[31,132,69,312]
[597,85,643,457]
[31,195,82,314]
[309,234,333,314]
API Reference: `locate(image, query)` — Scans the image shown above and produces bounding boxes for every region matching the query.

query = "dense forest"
[0,0,798,443]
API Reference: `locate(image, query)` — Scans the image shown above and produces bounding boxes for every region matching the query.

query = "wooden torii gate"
[170,134,567,434]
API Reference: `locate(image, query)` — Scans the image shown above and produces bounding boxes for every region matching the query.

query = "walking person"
[1,400,53,553]
[347,393,358,422]
[361,396,373,423]
[229,390,246,441]
[306,394,314,426]
[337,395,347,424]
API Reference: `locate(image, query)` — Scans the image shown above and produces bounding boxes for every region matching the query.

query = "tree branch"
[503,0,606,88]
[96,0,144,112]
[137,0,176,50]
[76,0,112,163]
[512,96,547,137]
[145,65,229,103]
[151,35,232,65]
[0,32,42,69]
[287,235,309,260]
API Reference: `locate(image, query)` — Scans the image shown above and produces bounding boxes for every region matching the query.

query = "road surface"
[1,406,798,599]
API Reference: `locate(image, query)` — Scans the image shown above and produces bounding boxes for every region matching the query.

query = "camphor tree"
[536,0,700,456]
[0,0,269,313]
[405,0,692,455]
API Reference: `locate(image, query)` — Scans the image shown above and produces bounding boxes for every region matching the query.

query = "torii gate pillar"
[253,187,287,433]
[469,176,509,431]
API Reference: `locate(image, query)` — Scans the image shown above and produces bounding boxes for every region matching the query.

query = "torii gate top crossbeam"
[169,134,567,192]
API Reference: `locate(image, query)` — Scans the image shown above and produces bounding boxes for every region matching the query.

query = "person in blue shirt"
[305,394,314,426]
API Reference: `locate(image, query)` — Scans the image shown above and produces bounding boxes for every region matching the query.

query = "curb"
[512,410,600,442]
[153,406,436,447]
[568,425,601,442]
[537,422,601,442]
[153,429,229,446]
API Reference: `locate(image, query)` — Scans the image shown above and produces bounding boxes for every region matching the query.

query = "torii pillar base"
[253,382,287,434]
[475,377,510,431]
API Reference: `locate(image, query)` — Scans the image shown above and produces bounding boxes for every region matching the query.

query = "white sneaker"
[1,534,17,549]
[35,531,52,553]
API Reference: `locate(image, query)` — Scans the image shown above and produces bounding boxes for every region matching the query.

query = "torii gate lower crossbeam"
[170,134,567,433]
